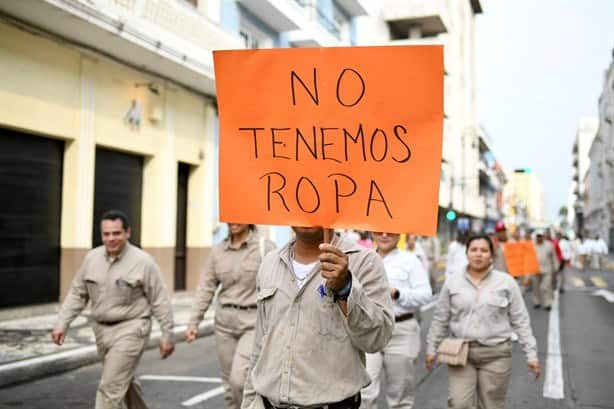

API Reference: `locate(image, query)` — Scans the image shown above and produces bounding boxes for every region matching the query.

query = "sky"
[475,0,614,223]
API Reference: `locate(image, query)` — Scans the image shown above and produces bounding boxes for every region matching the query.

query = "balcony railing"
[293,0,341,40]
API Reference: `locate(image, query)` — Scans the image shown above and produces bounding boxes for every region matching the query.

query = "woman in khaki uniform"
[185,224,275,409]
[425,234,540,409]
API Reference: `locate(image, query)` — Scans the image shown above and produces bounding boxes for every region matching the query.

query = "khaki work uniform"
[493,244,508,273]
[361,249,432,409]
[533,241,557,308]
[421,236,440,287]
[427,269,537,409]
[188,232,275,409]
[56,243,174,409]
[242,234,394,409]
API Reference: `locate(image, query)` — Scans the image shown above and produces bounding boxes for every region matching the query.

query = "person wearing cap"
[361,232,432,409]
[186,224,275,409]
[493,222,509,273]
[533,230,558,310]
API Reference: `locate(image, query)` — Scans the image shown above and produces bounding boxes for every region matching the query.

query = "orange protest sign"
[503,241,540,277]
[521,240,541,275]
[214,46,443,234]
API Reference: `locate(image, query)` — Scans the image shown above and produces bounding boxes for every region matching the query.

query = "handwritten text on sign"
[214,46,443,234]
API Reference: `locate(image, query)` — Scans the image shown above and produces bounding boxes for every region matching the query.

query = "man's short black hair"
[101,210,130,230]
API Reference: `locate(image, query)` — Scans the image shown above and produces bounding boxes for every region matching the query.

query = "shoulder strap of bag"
[459,287,478,340]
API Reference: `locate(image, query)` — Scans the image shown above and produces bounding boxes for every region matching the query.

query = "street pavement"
[0,266,613,408]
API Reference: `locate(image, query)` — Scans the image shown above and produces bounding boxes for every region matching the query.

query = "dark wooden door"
[175,163,189,290]
[93,148,143,247]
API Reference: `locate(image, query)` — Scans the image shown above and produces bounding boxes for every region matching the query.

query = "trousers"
[361,318,420,409]
[447,341,512,409]
[215,306,257,409]
[93,318,151,409]
[532,272,553,307]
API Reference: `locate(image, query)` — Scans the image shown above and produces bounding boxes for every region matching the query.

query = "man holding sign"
[241,227,393,409]
[214,45,443,409]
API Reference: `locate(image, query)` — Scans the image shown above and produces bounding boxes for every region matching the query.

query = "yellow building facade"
[0,21,217,306]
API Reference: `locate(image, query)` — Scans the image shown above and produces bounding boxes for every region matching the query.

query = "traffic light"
[446,210,457,221]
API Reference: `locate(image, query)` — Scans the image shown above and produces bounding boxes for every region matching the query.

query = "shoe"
[559,287,565,293]
[544,306,552,311]
[533,304,541,309]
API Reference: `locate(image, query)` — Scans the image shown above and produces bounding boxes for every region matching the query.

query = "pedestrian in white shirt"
[577,236,588,270]
[596,236,609,269]
[361,232,432,409]
[585,237,599,269]
[557,233,572,293]
[445,233,468,277]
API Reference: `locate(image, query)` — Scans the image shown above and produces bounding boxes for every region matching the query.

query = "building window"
[239,18,274,49]
[240,30,259,49]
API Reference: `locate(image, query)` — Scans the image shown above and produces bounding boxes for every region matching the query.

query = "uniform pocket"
[317,301,348,342]
[486,296,509,308]
[84,278,100,305]
[114,276,143,304]
[256,287,277,333]
[484,296,509,322]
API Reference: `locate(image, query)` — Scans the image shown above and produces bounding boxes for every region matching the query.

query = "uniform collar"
[223,229,257,250]
[105,242,131,262]
[463,265,494,288]
[376,247,400,259]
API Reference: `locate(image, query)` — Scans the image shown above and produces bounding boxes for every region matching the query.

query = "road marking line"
[592,289,614,303]
[590,276,608,288]
[140,375,222,383]
[571,277,585,288]
[182,385,225,406]
[543,289,564,400]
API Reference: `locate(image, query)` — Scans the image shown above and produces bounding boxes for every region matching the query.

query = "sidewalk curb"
[0,321,214,388]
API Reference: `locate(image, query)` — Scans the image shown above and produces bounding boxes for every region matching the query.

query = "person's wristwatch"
[392,289,400,300]
[333,272,353,302]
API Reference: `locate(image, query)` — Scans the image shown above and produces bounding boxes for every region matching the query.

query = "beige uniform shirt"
[188,232,276,328]
[426,269,537,363]
[493,244,508,272]
[55,243,174,343]
[535,241,557,274]
[242,234,394,408]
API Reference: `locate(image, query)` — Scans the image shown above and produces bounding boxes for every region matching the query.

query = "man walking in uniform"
[493,222,509,272]
[52,210,175,409]
[361,232,431,409]
[242,227,394,409]
[532,230,558,310]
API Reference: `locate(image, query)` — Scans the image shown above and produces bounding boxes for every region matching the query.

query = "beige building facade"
[0,0,241,308]
[0,0,372,308]
[354,0,488,232]
[504,169,547,230]
[584,53,614,251]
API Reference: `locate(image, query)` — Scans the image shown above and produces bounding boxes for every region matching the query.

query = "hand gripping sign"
[214,46,443,235]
